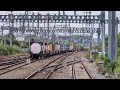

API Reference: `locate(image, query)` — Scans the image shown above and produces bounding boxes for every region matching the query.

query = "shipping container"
[52,44,56,55]
[48,44,53,55]
[55,44,61,54]
[57,45,60,50]
[69,45,73,51]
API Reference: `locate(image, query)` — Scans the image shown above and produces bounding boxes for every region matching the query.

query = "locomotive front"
[30,42,43,59]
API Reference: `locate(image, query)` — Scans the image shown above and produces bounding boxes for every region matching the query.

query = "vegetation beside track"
[0,34,23,56]
[0,45,22,56]
[90,33,120,78]
[84,33,120,78]
[102,33,120,77]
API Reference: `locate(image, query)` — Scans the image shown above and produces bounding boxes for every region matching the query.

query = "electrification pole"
[1,27,3,45]
[108,11,116,60]
[10,11,13,46]
[101,11,105,57]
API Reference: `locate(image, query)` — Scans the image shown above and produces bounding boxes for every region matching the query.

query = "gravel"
[48,51,106,79]
[0,51,106,79]
[31,52,74,79]
[0,55,62,79]
[49,52,77,79]
[79,52,105,79]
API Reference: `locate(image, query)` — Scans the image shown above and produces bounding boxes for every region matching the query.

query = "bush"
[102,67,108,75]
[106,61,117,71]
[113,56,120,73]
[85,52,90,59]
[6,45,13,55]
[12,45,22,54]
[13,39,20,47]
[102,60,117,75]
[99,55,117,75]
[0,45,8,56]
[0,45,22,56]
[20,41,29,48]
[114,66,120,73]
[118,48,120,56]
[116,56,120,65]
[103,56,109,66]
[93,52,98,60]
[0,34,20,47]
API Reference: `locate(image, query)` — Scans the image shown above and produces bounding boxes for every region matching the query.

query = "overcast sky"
[0,11,120,39]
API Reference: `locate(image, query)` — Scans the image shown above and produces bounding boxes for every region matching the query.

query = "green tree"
[0,34,20,47]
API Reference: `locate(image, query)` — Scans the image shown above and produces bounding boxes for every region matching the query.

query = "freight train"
[30,41,80,60]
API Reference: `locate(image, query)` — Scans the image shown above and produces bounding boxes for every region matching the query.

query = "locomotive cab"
[30,41,43,60]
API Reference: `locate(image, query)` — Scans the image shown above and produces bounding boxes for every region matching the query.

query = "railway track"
[25,51,94,79]
[0,54,29,70]
[0,52,73,78]
[25,52,75,79]
[0,54,29,66]
[80,60,94,79]
[72,57,76,79]
[0,55,30,75]
[0,56,62,76]
[71,52,94,79]
[44,56,67,79]
[0,54,29,63]
[0,51,94,79]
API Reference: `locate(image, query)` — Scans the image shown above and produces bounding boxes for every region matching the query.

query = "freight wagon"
[30,41,79,60]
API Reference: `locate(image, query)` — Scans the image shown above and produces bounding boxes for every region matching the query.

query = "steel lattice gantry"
[0,11,105,59]
[0,14,119,23]
[1,26,100,33]
[0,11,119,61]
